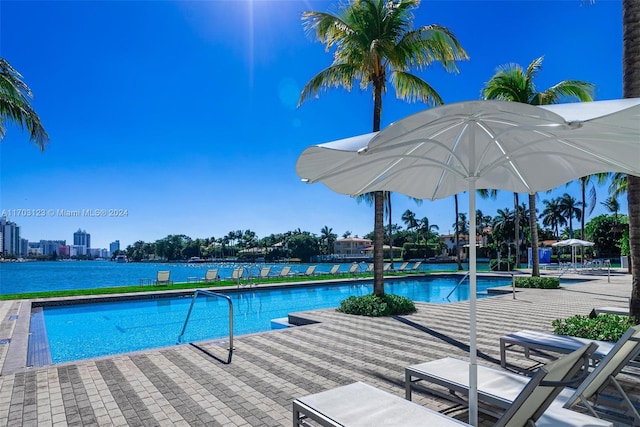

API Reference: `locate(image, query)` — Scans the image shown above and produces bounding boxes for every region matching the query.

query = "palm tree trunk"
[373,190,385,295]
[514,193,520,268]
[387,192,394,269]
[581,178,586,263]
[529,193,540,277]
[623,0,640,324]
[455,194,462,270]
[372,80,384,295]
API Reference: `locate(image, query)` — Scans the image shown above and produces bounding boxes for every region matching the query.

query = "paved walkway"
[0,271,637,426]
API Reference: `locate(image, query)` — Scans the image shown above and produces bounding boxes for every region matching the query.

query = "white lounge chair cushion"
[294,382,470,426]
[406,357,612,427]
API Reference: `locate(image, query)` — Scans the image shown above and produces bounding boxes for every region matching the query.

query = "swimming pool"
[36,275,510,364]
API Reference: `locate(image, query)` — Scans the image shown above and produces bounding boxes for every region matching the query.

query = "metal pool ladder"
[446,271,471,300]
[177,289,234,364]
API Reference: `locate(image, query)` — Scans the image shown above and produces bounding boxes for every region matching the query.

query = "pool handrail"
[446,271,470,300]
[177,289,234,364]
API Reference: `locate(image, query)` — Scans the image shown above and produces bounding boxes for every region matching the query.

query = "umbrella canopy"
[296,98,640,426]
[552,239,595,273]
[551,238,595,247]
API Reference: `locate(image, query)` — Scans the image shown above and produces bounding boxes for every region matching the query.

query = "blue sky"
[0,0,625,249]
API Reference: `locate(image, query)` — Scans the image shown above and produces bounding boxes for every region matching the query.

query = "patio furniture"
[200,269,219,282]
[406,325,640,424]
[294,344,606,427]
[155,270,172,285]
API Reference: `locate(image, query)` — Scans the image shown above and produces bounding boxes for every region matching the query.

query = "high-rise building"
[39,240,66,256]
[0,217,21,256]
[73,229,91,250]
[110,240,120,254]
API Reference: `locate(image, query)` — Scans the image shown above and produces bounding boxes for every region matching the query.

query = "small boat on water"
[115,254,128,263]
[187,257,206,263]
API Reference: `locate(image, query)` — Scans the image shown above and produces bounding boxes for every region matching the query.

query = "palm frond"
[0,57,48,150]
[391,71,443,105]
[298,63,359,106]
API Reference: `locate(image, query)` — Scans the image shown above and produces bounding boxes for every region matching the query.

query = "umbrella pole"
[468,180,478,426]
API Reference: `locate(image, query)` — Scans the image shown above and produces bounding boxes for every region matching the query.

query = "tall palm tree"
[401,209,418,233]
[453,212,469,265]
[417,216,439,256]
[541,197,566,240]
[558,193,583,237]
[320,226,337,255]
[299,0,468,295]
[492,207,515,250]
[0,57,48,150]
[482,56,594,276]
[601,196,620,223]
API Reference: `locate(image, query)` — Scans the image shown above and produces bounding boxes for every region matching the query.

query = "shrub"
[514,276,560,289]
[337,294,416,317]
[552,314,634,342]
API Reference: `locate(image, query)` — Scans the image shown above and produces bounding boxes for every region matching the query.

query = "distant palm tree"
[320,226,337,255]
[342,230,352,239]
[492,207,515,254]
[601,196,620,223]
[417,216,439,256]
[541,197,566,240]
[299,0,468,296]
[0,57,48,150]
[401,209,419,241]
[475,209,492,242]
[482,56,594,276]
[453,212,469,265]
[558,193,583,238]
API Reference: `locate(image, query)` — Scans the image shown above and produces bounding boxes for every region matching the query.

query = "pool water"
[39,276,509,364]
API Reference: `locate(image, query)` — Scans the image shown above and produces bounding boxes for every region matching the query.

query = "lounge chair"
[383,262,392,271]
[155,270,172,285]
[411,261,422,271]
[406,325,640,425]
[293,344,608,427]
[328,264,341,275]
[257,266,271,281]
[231,267,244,286]
[298,265,317,276]
[499,329,640,369]
[278,266,292,277]
[200,269,219,282]
[346,263,359,276]
[397,261,409,271]
[363,263,373,273]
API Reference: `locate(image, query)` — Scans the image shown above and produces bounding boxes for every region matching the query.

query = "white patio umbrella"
[296,98,640,426]
[552,238,596,271]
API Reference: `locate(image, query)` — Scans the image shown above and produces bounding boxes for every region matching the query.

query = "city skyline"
[0,1,626,249]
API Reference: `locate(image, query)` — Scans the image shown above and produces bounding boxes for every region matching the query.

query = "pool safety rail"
[446,272,470,300]
[177,289,234,364]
